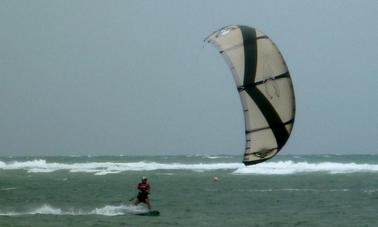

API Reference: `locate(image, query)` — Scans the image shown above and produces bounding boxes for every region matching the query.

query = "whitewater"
[1,157,378,175]
[0,204,149,216]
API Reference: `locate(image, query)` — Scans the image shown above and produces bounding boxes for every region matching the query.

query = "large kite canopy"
[205,25,295,165]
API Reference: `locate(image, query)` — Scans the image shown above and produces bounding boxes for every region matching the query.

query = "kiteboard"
[134,210,160,216]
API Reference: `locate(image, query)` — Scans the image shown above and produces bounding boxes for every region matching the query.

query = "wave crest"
[0,159,242,175]
[1,159,378,175]
[0,204,147,216]
[233,161,378,175]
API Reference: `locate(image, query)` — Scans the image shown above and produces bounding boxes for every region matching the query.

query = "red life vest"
[138,182,150,193]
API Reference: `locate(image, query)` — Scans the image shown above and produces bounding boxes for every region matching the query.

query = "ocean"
[0,154,378,227]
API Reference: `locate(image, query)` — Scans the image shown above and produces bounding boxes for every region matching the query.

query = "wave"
[233,161,378,175]
[1,187,16,191]
[236,188,350,192]
[0,204,148,216]
[1,159,378,175]
[0,159,242,175]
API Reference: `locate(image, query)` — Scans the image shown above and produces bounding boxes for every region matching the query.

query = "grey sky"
[1,0,377,156]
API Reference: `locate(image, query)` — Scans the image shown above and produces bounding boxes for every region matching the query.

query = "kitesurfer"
[134,176,151,210]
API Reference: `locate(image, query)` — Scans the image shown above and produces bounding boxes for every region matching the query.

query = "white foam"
[32,204,66,215]
[233,161,378,175]
[0,204,70,216]
[237,188,350,192]
[90,204,146,216]
[1,159,378,175]
[0,204,147,216]
[0,159,242,175]
[1,187,16,191]
[205,155,233,159]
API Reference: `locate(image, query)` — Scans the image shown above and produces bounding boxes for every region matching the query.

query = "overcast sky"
[1,0,377,156]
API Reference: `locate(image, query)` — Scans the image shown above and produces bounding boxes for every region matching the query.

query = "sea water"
[0,154,377,226]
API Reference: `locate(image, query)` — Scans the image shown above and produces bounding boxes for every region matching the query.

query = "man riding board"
[134,176,151,210]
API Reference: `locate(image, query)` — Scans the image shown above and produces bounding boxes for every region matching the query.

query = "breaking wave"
[0,204,147,216]
[234,161,378,174]
[1,159,378,175]
[0,159,242,175]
